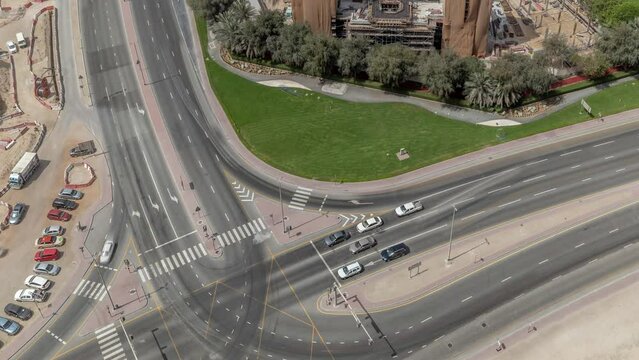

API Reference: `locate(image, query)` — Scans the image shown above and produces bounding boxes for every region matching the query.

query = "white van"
[16,33,26,48]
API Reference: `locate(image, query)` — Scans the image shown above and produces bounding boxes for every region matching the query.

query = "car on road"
[356,217,383,233]
[33,262,61,276]
[58,188,83,200]
[35,235,65,248]
[0,316,21,336]
[6,41,17,54]
[337,262,363,279]
[34,248,60,262]
[14,289,48,302]
[52,198,78,210]
[380,243,409,262]
[395,201,424,217]
[349,236,377,254]
[323,230,350,247]
[99,238,115,265]
[42,225,64,236]
[47,209,71,221]
[4,303,32,321]
[9,203,26,224]
[24,275,51,290]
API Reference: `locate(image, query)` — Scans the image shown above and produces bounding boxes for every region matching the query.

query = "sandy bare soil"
[0,59,10,115]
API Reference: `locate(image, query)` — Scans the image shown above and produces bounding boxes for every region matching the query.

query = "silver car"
[0,316,21,336]
[349,236,377,254]
[33,262,61,276]
[9,203,26,225]
[58,188,83,200]
[42,225,64,236]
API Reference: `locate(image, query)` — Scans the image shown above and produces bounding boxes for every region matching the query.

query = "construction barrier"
[64,162,96,189]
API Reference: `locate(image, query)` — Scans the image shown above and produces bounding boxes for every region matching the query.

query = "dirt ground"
[0,121,39,179]
[502,279,639,360]
[0,59,10,115]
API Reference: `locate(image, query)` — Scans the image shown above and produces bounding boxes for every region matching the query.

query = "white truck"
[9,152,39,189]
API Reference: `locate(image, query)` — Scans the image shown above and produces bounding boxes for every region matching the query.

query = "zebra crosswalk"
[217,218,267,247]
[288,186,312,211]
[95,323,127,360]
[138,243,208,283]
[73,279,111,301]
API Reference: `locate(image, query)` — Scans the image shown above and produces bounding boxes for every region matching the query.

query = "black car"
[4,303,32,321]
[380,243,409,262]
[323,230,350,247]
[52,198,77,210]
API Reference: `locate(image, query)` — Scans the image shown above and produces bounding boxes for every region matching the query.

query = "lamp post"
[279,179,287,234]
[447,205,458,262]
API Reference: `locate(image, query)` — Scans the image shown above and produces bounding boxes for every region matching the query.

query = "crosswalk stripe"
[247,221,256,234]
[102,342,122,355]
[242,224,250,235]
[198,243,207,255]
[297,186,313,192]
[138,270,146,282]
[79,281,93,296]
[150,264,157,277]
[257,218,266,230]
[73,279,86,295]
[111,353,126,360]
[161,259,169,273]
[188,247,197,260]
[181,250,191,263]
[97,331,117,343]
[154,262,163,275]
[237,226,246,239]
[228,231,237,243]
[92,285,106,300]
[100,337,120,349]
[99,286,111,302]
[232,228,241,240]
[177,252,185,265]
[82,282,96,297]
[251,220,262,232]
[220,233,229,246]
[171,254,181,268]
[193,245,203,258]
[103,346,124,359]
[293,194,310,200]
[290,200,306,207]
[166,257,175,271]
[95,323,115,335]
[144,267,150,280]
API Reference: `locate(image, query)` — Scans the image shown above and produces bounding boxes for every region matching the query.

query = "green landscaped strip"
[195,16,639,182]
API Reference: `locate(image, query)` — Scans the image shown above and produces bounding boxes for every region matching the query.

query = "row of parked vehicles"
[325,201,424,280]
[0,188,84,337]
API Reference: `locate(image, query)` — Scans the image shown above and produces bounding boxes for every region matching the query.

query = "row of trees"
[207,0,639,109]
[585,0,639,26]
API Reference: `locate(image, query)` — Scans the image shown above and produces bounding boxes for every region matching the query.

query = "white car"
[6,40,17,54]
[42,225,64,236]
[356,217,383,233]
[14,289,48,302]
[58,188,83,200]
[99,238,115,265]
[337,262,363,279]
[24,275,51,290]
[395,201,424,217]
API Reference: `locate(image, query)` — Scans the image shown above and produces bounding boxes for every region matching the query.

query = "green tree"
[464,71,495,109]
[537,33,576,72]
[301,34,340,76]
[238,20,261,59]
[252,10,286,59]
[608,2,639,24]
[418,50,483,98]
[596,20,639,69]
[366,44,418,88]
[525,63,555,95]
[228,0,256,22]
[337,37,369,77]
[188,0,235,21]
[573,51,611,78]
[492,80,520,109]
[212,11,243,54]
[272,23,311,68]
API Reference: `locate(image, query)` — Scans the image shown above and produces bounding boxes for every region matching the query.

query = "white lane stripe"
[420,316,432,324]
[182,250,191,262]
[98,286,111,302]
[461,211,484,221]
[232,228,241,240]
[461,296,473,303]
[501,276,512,283]
[498,199,521,208]
[575,242,585,248]
[533,188,556,197]
[188,247,197,260]
[593,140,614,147]
[257,218,266,230]
[242,224,250,236]
[522,175,545,183]
[487,185,510,194]
[237,226,246,239]
[177,252,186,265]
[247,222,256,234]
[538,259,549,265]
[95,323,115,335]
[193,245,203,258]
[582,178,592,182]
[198,243,207,255]
[525,158,547,166]
[171,254,181,268]
[560,149,582,156]
[73,279,87,294]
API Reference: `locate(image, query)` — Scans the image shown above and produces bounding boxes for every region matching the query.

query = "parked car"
[380,243,409,262]
[99,238,115,265]
[356,217,383,233]
[42,225,64,236]
[0,316,21,336]
[14,289,48,302]
[33,262,60,276]
[9,203,26,224]
[52,198,77,210]
[4,303,32,321]
[337,262,363,280]
[395,200,424,217]
[349,236,377,254]
[6,40,17,54]
[34,248,60,262]
[47,209,71,221]
[24,275,51,290]
[35,235,65,249]
[322,230,350,247]
[58,188,83,200]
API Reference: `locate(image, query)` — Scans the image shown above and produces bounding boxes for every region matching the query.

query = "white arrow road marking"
[131,211,140,217]
[349,200,374,205]
[135,102,145,115]
[167,188,179,203]
[148,196,160,211]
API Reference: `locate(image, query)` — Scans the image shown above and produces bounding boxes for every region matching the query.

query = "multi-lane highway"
[11,0,639,359]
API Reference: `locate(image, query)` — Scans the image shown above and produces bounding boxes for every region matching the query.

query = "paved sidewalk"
[183,10,639,197]
[316,179,639,315]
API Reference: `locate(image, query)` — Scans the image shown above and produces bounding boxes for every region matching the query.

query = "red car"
[47,209,71,222]
[34,248,60,262]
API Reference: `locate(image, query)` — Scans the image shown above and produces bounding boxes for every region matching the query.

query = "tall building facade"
[291,0,337,36]
[443,0,491,57]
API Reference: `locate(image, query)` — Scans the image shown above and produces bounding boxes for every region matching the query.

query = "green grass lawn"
[196,17,639,182]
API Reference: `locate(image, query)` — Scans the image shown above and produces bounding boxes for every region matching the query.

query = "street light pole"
[447,205,458,262]
[279,179,287,234]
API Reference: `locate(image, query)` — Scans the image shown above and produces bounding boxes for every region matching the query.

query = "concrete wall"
[443,0,491,57]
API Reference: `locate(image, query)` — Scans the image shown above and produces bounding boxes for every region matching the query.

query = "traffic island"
[317,179,639,315]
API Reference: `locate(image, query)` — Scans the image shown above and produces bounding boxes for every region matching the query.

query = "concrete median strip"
[317,179,639,315]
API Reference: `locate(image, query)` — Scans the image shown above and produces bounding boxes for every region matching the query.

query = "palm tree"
[229,0,256,22]
[212,11,243,54]
[464,71,495,109]
[492,80,520,109]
